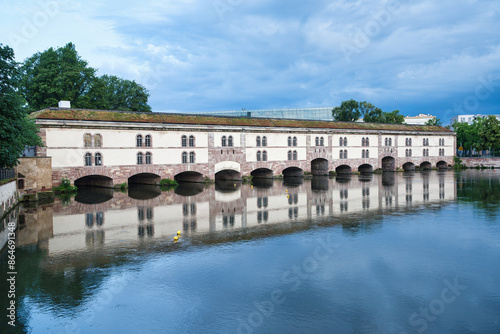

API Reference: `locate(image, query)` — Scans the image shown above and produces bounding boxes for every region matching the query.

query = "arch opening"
[282,167,303,178]
[403,162,415,171]
[175,171,204,183]
[382,157,396,171]
[358,164,373,173]
[215,169,242,181]
[75,175,113,188]
[128,173,161,185]
[437,161,448,169]
[336,165,352,174]
[311,158,329,176]
[420,161,432,170]
[251,168,273,179]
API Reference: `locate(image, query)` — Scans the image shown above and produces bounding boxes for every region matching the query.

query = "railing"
[0,168,15,181]
[457,150,500,158]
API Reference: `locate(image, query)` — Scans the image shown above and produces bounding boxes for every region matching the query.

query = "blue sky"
[3,0,500,124]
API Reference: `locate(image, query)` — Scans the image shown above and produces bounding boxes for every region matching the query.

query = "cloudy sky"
[3,0,500,124]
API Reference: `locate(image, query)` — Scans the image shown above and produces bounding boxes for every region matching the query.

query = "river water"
[1,170,500,333]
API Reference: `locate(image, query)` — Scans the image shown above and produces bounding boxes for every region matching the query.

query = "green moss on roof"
[35,108,453,132]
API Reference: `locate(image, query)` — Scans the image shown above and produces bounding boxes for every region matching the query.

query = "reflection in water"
[311,176,329,192]
[128,184,161,200]
[358,173,373,182]
[215,179,242,192]
[283,177,303,187]
[174,182,205,196]
[335,174,351,183]
[251,178,273,189]
[74,186,113,204]
[7,171,500,334]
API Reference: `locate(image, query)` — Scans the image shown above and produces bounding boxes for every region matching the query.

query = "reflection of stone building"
[18,172,456,256]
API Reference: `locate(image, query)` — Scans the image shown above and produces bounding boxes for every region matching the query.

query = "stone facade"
[17,157,53,193]
[35,112,456,187]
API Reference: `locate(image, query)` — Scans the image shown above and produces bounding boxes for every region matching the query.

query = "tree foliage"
[332,99,405,124]
[0,44,42,167]
[332,99,361,122]
[20,43,151,112]
[425,118,442,126]
[453,116,500,152]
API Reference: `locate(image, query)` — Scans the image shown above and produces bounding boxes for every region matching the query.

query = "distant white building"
[451,114,500,125]
[404,114,436,125]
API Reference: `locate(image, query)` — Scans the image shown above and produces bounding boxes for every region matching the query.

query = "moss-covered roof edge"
[33,108,454,133]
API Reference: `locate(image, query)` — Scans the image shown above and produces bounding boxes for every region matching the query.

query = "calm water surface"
[1,170,500,334]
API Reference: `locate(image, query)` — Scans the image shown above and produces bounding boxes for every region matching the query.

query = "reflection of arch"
[402,162,415,171]
[174,183,204,196]
[128,184,161,200]
[382,156,395,171]
[215,170,242,181]
[312,176,329,192]
[436,161,448,169]
[358,164,373,173]
[252,178,273,189]
[420,161,432,170]
[175,171,204,183]
[74,187,113,204]
[75,175,113,188]
[251,168,273,179]
[311,158,329,176]
[128,173,161,185]
[282,167,303,178]
[335,165,352,174]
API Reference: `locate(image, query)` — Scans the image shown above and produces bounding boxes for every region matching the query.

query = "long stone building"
[32,107,456,187]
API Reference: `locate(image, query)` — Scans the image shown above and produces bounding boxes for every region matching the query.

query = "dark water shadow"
[175,183,205,197]
[215,180,242,193]
[252,178,274,189]
[311,176,329,192]
[128,184,161,200]
[74,187,114,204]
[283,177,303,188]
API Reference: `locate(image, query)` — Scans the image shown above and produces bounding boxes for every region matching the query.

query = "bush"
[53,177,77,194]
[160,178,178,190]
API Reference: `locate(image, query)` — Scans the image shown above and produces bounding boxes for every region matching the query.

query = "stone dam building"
[31,108,456,188]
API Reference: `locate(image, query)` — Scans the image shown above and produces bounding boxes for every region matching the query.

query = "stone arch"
[335,165,352,174]
[311,158,329,176]
[175,171,204,183]
[215,161,240,174]
[128,173,161,185]
[403,162,415,171]
[282,166,303,178]
[420,161,432,170]
[251,168,273,179]
[382,156,396,171]
[74,175,113,188]
[436,161,448,169]
[358,164,373,173]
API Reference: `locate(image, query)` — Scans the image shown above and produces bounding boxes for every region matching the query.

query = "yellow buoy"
[234,183,236,187]
[251,185,253,189]
[287,195,290,199]
[285,189,288,193]
[174,236,179,241]
[177,231,181,235]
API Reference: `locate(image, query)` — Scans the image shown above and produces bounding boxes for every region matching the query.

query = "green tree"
[425,118,442,126]
[478,115,500,152]
[332,99,361,122]
[382,109,405,124]
[20,43,152,112]
[453,121,480,151]
[20,42,96,112]
[95,75,151,112]
[0,44,42,167]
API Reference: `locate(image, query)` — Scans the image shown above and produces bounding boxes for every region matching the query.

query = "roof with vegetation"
[33,108,453,133]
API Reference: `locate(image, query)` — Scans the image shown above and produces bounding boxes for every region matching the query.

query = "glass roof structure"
[195,107,335,121]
